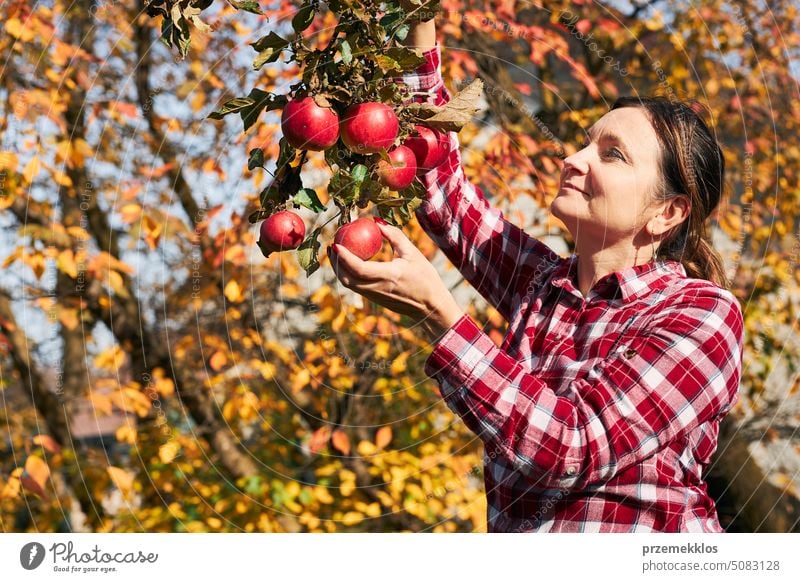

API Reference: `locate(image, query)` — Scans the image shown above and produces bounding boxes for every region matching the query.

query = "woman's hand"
[327,220,464,342]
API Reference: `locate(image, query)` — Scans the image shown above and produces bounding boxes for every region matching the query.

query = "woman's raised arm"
[399,19,564,321]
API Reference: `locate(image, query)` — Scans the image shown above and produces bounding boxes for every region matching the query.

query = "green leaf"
[293,188,326,213]
[259,183,281,208]
[351,164,368,183]
[296,229,322,276]
[277,138,296,169]
[292,3,316,33]
[208,97,255,120]
[395,24,410,41]
[229,0,263,15]
[340,39,352,65]
[240,89,286,131]
[248,148,265,171]
[251,31,290,53]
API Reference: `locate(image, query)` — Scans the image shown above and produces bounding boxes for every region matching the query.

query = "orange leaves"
[139,162,175,179]
[54,138,93,169]
[308,426,332,455]
[108,100,138,119]
[141,214,163,249]
[33,434,61,454]
[375,426,392,450]
[209,351,228,371]
[331,430,351,455]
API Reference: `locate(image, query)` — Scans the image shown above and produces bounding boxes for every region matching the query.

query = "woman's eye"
[605,148,625,161]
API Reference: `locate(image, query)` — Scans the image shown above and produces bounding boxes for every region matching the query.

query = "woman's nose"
[562,150,590,176]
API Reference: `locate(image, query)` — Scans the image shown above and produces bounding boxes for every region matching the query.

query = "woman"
[327,18,743,532]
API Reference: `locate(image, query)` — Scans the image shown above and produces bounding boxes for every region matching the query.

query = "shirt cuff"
[402,43,444,93]
[424,313,497,395]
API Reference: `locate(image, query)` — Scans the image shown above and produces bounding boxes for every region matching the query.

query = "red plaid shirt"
[403,46,744,532]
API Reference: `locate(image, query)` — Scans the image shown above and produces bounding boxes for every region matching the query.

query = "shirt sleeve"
[400,44,563,321]
[424,284,744,490]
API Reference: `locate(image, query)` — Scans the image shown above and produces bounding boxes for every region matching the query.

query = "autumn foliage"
[1,0,798,533]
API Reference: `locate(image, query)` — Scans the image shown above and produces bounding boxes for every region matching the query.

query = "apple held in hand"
[333,217,383,260]
[280,97,340,151]
[340,102,399,154]
[404,124,449,174]
[259,210,306,255]
[376,145,417,189]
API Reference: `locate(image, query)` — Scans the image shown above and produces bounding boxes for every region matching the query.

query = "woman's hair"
[611,96,729,288]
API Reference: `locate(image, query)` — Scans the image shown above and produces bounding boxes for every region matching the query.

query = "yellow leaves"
[5,17,34,41]
[2,468,23,499]
[90,391,114,416]
[115,424,138,445]
[57,249,79,278]
[224,279,245,303]
[107,466,135,499]
[256,360,276,381]
[159,440,181,464]
[331,429,351,455]
[0,151,19,171]
[291,368,311,393]
[390,352,409,375]
[149,368,175,397]
[340,511,363,526]
[109,387,152,418]
[357,440,377,457]
[119,204,142,224]
[314,486,334,504]
[339,469,357,497]
[94,345,126,372]
[21,455,50,498]
[23,156,41,183]
[331,308,347,332]
[55,138,93,168]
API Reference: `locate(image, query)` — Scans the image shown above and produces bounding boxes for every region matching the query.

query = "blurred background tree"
[1,0,798,532]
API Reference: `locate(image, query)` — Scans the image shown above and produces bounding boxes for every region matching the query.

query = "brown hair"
[611,96,729,288]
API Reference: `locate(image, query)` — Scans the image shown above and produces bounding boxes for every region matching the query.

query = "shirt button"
[565,466,577,476]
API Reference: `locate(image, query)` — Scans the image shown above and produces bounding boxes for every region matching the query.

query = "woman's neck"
[576,243,655,297]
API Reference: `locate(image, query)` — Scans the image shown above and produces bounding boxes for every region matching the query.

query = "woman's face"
[550,107,663,252]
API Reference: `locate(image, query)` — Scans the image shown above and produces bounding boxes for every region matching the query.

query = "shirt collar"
[548,256,686,303]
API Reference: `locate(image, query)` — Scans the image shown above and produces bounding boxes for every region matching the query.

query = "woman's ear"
[649,195,691,237]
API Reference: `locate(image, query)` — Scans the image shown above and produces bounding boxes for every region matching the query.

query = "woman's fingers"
[374,221,420,259]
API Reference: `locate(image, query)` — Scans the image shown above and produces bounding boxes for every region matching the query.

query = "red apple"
[376,145,418,189]
[340,102,399,153]
[259,210,306,253]
[280,97,339,151]
[333,217,383,260]
[404,124,449,174]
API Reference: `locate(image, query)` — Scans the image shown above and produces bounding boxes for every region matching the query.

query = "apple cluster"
[259,95,450,261]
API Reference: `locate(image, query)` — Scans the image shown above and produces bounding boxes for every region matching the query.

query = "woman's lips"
[561,183,590,196]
